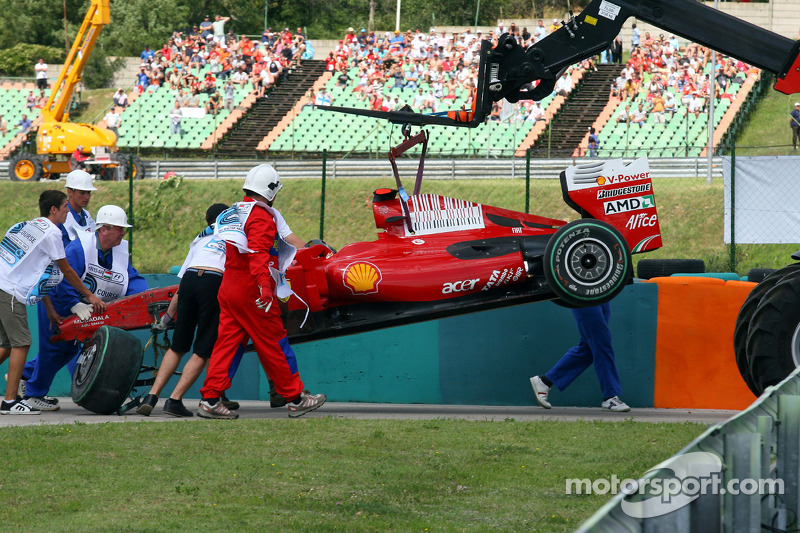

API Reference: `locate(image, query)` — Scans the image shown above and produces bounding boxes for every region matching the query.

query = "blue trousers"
[22,303,81,398]
[544,303,622,399]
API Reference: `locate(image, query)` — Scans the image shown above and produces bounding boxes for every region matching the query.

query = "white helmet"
[65,169,97,191]
[242,164,282,202]
[95,205,131,228]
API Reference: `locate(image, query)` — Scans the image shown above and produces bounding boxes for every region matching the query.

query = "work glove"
[152,313,174,332]
[255,286,272,313]
[70,302,93,321]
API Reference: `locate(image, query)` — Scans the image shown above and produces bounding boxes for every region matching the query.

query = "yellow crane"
[9,0,145,181]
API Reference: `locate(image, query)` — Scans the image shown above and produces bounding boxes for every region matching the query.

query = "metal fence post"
[525,149,531,214]
[730,144,736,273]
[320,149,327,240]
[128,155,134,264]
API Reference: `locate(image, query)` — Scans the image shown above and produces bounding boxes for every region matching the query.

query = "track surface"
[0,399,738,427]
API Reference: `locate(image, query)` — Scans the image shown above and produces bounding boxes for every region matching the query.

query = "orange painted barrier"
[645,276,756,410]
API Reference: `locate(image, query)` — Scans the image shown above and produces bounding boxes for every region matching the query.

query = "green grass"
[733,86,799,155]
[0,418,704,532]
[1,175,795,275]
[68,88,116,124]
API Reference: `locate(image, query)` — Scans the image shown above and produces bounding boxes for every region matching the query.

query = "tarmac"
[0,399,739,428]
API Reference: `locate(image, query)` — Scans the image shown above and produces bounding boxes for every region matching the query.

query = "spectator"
[34,58,48,90]
[103,107,121,134]
[534,19,548,42]
[212,14,230,44]
[664,91,678,119]
[631,23,640,53]
[25,90,36,111]
[630,103,647,126]
[0,114,6,136]
[17,114,31,134]
[526,101,545,123]
[314,89,331,106]
[113,89,128,108]
[688,92,704,117]
[204,91,221,115]
[231,66,249,89]
[140,44,155,63]
[36,89,47,108]
[650,91,666,124]
[199,15,213,41]
[617,105,630,124]
[588,127,600,157]
[136,66,150,91]
[792,102,800,151]
[554,71,573,96]
[223,79,236,111]
[69,145,89,170]
[169,102,182,137]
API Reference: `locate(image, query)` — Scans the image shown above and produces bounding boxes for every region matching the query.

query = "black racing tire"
[71,326,143,414]
[746,270,800,394]
[746,268,777,283]
[8,154,43,182]
[636,258,705,279]
[543,219,632,307]
[733,264,800,396]
[113,153,146,180]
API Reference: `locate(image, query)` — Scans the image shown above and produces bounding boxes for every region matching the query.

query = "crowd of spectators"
[320,20,577,122]
[610,31,754,126]
[132,16,310,115]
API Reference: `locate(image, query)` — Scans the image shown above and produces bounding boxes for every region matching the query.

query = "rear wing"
[561,158,662,254]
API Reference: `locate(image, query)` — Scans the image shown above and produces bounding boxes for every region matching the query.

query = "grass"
[733,85,799,155]
[2,175,795,276]
[0,418,704,532]
[68,88,115,124]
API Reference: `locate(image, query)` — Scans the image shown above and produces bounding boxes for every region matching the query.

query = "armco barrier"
[0,157,725,181]
[577,366,800,532]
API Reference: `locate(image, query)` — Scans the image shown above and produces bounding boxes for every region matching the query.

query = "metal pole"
[707,0,718,185]
[320,149,327,240]
[525,148,530,214]
[395,0,401,32]
[128,155,134,263]
[474,0,481,33]
[264,1,268,33]
[730,143,736,272]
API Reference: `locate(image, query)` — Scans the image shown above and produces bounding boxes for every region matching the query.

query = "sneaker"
[22,396,60,411]
[163,398,193,418]
[530,376,552,409]
[136,394,158,416]
[3,374,26,398]
[221,393,239,411]
[601,396,631,412]
[0,398,41,415]
[287,390,326,418]
[197,399,239,419]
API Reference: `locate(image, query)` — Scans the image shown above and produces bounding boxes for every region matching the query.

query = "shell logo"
[596,176,606,185]
[343,262,382,295]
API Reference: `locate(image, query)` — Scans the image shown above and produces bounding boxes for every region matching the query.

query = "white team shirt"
[0,217,65,304]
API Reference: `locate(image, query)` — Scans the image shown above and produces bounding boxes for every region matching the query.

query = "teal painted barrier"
[1,277,658,408]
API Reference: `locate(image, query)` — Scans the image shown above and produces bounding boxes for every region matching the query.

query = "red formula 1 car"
[51,132,661,414]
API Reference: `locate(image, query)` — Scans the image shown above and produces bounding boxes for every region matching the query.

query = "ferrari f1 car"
[51,135,661,414]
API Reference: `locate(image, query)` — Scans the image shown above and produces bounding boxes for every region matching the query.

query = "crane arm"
[41,0,110,123]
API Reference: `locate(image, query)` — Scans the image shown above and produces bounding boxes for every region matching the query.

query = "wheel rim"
[14,160,36,180]
[566,239,612,285]
[74,344,97,387]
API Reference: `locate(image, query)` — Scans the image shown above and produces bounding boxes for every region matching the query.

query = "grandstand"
[0,17,771,163]
[0,83,42,159]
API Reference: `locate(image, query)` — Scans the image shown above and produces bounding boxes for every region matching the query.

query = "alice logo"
[343,262,382,295]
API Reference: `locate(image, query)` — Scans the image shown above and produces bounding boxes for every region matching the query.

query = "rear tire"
[746,271,800,394]
[71,326,143,414]
[113,153,146,180]
[636,258,705,279]
[733,264,800,396]
[543,219,632,307]
[8,154,43,181]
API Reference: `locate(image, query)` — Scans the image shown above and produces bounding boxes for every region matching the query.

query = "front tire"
[71,326,143,414]
[8,154,43,181]
[543,219,632,307]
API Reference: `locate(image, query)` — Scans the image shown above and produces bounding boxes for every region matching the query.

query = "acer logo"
[442,278,480,294]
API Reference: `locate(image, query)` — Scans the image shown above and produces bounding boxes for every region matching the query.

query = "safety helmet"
[95,205,131,228]
[64,169,97,191]
[242,164,282,202]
